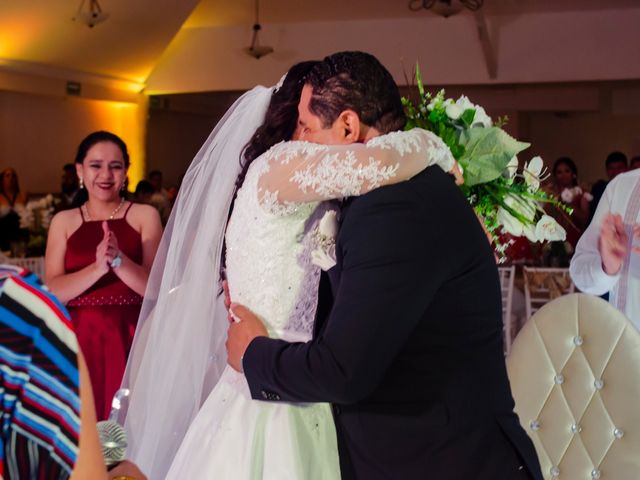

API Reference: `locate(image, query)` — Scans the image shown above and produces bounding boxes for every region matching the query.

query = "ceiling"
[0,0,638,86]
[185,0,640,28]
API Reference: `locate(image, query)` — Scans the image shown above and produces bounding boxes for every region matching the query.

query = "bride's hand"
[222,280,233,323]
[226,303,268,372]
[449,161,464,185]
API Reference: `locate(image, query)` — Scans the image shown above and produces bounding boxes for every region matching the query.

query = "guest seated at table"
[0,265,147,480]
[45,131,162,420]
[133,180,154,205]
[55,163,83,212]
[0,167,28,252]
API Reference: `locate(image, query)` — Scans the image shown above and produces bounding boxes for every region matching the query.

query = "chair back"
[507,293,640,479]
[498,265,516,353]
[523,266,575,319]
[1,257,46,280]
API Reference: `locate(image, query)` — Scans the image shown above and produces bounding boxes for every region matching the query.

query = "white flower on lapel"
[312,210,339,271]
[318,210,338,238]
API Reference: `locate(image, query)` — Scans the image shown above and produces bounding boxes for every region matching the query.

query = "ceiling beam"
[474,10,497,80]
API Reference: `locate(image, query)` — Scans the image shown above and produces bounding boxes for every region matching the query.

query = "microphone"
[96,420,128,466]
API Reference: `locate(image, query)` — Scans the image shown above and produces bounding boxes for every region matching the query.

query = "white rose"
[318,210,338,239]
[45,193,54,204]
[535,215,566,242]
[523,156,544,192]
[583,192,593,202]
[471,105,492,128]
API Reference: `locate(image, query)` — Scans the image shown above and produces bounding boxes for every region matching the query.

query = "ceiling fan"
[73,0,109,28]
[244,0,274,59]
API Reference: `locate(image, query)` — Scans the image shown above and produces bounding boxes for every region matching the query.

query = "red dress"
[64,203,143,420]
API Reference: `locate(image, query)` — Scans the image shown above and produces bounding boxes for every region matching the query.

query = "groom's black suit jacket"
[244,166,542,480]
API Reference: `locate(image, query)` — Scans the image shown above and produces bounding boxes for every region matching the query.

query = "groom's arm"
[242,191,448,404]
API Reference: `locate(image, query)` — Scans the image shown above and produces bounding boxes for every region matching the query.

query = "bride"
[118,59,459,479]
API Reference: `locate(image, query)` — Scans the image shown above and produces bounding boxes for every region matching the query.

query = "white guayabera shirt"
[570,169,640,329]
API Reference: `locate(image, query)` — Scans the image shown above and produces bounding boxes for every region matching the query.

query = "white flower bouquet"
[402,65,572,260]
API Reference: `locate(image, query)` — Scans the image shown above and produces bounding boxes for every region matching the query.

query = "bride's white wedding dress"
[166,129,454,479]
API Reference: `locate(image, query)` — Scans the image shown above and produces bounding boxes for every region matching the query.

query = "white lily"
[535,215,566,242]
[504,156,518,182]
[523,156,544,192]
[496,207,524,236]
[523,223,539,243]
[504,194,537,222]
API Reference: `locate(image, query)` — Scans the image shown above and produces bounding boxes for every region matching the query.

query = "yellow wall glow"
[88,98,147,192]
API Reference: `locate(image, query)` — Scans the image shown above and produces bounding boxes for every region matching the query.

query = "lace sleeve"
[257,129,455,207]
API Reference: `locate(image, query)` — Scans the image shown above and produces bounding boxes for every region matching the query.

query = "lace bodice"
[226,161,325,343]
[225,129,455,342]
[257,128,454,213]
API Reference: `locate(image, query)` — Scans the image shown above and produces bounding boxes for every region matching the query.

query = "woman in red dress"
[45,131,162,420]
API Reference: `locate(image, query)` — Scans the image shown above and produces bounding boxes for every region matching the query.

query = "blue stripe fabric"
[0,266,80,479]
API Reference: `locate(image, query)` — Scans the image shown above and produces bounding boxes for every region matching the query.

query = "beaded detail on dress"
[66,292,142,307]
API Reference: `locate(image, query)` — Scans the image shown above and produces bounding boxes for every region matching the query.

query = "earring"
[79,177,84,189]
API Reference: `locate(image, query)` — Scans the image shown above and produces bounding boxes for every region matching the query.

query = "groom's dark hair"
[305,51,406,134]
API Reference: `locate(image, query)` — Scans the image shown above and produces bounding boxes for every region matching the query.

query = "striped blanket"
[0,265,80,479]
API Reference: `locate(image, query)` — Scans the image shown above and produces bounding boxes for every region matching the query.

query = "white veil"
[114,86,274,479]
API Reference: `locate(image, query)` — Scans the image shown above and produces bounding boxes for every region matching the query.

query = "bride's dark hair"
[237,60,319,189]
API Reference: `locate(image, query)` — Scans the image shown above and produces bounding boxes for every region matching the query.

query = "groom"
[227,52,542,480]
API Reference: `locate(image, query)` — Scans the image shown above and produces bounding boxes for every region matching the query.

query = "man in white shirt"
[570,169,640,328]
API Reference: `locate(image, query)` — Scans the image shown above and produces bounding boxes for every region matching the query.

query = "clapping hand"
[95,221,119,274]
[599,213,640,275]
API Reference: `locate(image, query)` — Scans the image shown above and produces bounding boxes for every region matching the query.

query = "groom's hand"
[226,303,268,372]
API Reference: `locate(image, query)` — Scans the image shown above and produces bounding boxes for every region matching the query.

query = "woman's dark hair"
[75,130,130,167]
[237,60,320,190]
[74,131,130,203]
[553,156,578,186]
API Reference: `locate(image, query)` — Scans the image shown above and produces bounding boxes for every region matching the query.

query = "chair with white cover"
[498,265,516,354]
[523,267,575,320]
[506,293,640,480]
[0,255,46,280]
